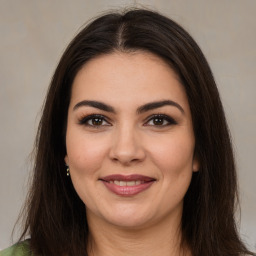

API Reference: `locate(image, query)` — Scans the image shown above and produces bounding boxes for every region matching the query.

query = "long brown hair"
[18,8,254,256]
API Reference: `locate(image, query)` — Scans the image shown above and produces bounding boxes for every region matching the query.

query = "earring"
[66,166,70,176]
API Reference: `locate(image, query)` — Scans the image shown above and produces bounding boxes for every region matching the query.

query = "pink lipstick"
[99,174,156,196]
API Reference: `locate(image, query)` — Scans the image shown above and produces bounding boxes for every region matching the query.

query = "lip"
[99,174,156,197]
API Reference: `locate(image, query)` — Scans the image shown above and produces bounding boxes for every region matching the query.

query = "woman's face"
[65,51,199,229]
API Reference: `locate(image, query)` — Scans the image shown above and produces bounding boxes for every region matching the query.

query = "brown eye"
[79,114,111,127]
[152,117,165,125]
[91,118,104,126]
[145,114,177,127]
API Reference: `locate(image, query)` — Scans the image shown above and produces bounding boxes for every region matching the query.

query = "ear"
[192,154,200,172]
[64,155,69,166]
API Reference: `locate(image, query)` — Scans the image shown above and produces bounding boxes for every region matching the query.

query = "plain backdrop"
[0,0,255,251]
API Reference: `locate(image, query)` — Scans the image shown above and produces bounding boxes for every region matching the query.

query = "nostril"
[109,135,146,164]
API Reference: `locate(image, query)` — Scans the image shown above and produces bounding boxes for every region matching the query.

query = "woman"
[1,8,254,256]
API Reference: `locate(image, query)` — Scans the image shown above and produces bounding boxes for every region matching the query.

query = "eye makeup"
[77,112,177,129]
[78,114,111,127]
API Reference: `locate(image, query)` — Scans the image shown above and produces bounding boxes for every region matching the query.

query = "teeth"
[120,181,126,186]
[110,180,143,186]
[135,180,141,185]
[127,181,136,186]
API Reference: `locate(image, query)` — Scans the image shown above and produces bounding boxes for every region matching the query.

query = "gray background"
[0,0,255,251]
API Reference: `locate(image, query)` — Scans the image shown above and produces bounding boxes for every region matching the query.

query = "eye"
[79,114,111,127]
[145,114,177,127]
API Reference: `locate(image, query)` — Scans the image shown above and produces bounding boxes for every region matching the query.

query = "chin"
[106,215,153,229]
[98,204,157,229]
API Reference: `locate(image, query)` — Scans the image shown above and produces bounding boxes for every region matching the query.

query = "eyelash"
[78,114,177,128]
[78,114,110,127]
[144,114,177,127]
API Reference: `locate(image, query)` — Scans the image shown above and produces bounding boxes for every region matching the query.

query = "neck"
[86,211,190,256]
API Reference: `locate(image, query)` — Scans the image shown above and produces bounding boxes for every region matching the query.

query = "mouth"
[99,174,156,196]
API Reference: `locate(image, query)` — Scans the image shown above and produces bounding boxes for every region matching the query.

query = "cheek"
[148,133,195,176]
[66,133,109,206]
[145,133,195,216]
[66,132,108,176]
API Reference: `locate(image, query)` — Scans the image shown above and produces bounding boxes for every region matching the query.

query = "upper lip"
[100,174,156,182]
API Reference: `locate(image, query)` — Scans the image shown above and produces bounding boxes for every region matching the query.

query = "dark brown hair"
[18,8,254,256]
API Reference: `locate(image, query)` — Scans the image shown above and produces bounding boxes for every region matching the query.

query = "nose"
[109,125,146,165]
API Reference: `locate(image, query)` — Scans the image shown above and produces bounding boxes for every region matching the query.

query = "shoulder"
[0,240,32,256]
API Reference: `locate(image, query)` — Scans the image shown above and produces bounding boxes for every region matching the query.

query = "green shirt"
[0,241,32,256]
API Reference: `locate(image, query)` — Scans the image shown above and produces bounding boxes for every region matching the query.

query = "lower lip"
[102,181,155,196]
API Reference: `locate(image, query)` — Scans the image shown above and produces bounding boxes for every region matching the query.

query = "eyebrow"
[73,100,184,114]
[137,100,184,114]
[73,100,115,113]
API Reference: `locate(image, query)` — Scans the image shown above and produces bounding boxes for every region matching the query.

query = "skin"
[65,51,199,256]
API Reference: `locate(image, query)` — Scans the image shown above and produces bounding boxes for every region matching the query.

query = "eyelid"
[78,114,111,126]
[78,113,177,127]
[144,114,177,126]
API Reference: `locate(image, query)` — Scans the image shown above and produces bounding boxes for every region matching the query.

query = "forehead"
[70,51,189,111]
